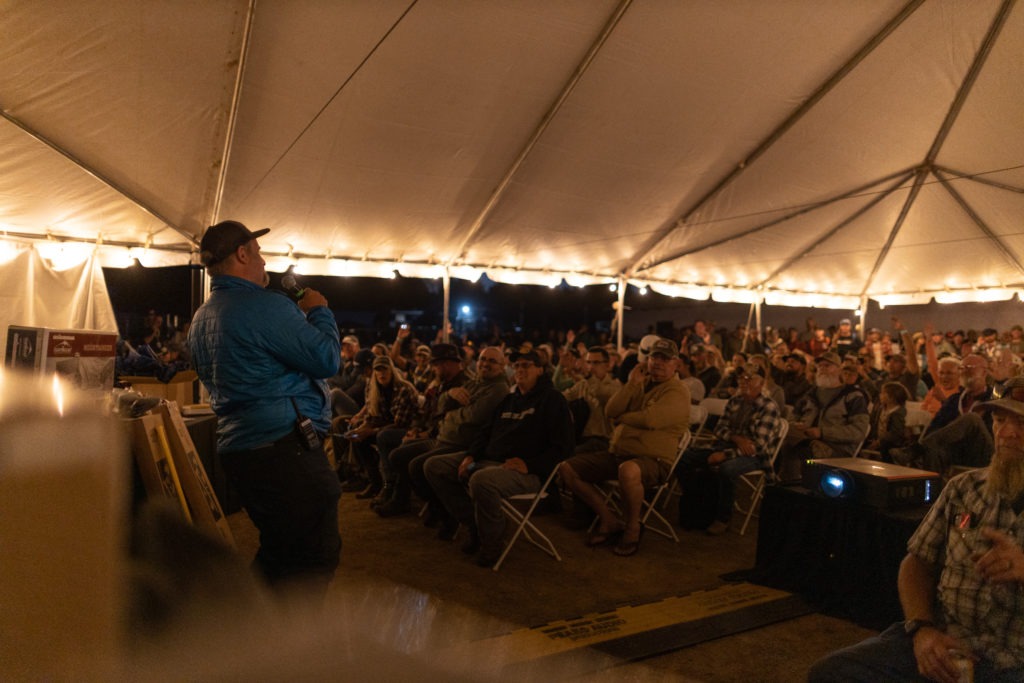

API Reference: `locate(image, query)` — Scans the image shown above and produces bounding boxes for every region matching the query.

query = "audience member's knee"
[617,460,641,485]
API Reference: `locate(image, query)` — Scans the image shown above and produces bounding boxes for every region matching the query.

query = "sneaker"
[706,520,730,536]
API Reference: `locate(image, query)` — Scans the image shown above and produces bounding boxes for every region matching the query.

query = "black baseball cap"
[199,220,270,266]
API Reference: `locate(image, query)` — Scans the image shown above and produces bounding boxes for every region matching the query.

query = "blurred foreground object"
[0,368,128,680]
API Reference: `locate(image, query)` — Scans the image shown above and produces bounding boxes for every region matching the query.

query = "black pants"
[221,433,342,598]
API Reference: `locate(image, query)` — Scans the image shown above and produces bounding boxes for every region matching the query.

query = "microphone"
[281,274,306,299]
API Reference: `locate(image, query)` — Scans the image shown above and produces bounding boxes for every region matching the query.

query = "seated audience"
[562,346,623,453]
[559,338,690,557]
[423,349,573,568]
[865,381,911,461]
[921,324,962,415]
[778,352,870,480]
[904,354,995,476]
[344,356,420,499]
[677,362,783,535]
[373,343,469,516]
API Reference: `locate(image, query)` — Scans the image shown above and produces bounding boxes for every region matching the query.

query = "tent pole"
[615,276,626,354]
[208,0,257,226]
[740,302,755,354]
[858,295,868,343]
[755,297,763,353]
[442,268,451,344]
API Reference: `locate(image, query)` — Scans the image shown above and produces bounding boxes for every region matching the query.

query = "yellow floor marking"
[441,582,793,665]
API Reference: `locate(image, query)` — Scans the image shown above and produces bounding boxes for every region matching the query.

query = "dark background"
[103,264,1022,349]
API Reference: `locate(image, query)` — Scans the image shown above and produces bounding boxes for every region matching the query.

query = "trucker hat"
[199,220,270,266]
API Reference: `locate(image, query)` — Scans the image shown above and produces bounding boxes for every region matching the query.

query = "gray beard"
[816,375,841,389]
[986,445,1024,501]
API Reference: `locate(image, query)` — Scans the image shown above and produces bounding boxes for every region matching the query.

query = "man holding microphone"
[188,220,342,599]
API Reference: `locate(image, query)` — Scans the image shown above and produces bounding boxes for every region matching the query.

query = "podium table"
[750,485,929,629]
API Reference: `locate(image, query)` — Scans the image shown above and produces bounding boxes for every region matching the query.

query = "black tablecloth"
[747,484,929,630]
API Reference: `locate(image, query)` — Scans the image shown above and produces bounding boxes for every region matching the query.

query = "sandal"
[585,525,624,548]
[612,526,644,557]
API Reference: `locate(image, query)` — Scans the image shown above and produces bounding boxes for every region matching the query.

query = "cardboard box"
[4,326,118,401]
[120,370,198,405]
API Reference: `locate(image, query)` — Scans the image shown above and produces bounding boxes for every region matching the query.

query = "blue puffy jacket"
[188,275,340,452]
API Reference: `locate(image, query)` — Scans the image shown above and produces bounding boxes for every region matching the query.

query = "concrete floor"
[216,489,878,682]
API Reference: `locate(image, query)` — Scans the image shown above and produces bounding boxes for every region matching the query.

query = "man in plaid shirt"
[809,395,1024,682]
[677,362,783,535]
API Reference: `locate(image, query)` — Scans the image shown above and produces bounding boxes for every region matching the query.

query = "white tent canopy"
[2,0,1023,315]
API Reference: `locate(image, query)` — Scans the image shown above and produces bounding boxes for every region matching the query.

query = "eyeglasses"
[513,362,536,370]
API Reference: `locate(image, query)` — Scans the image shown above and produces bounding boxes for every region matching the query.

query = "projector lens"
[821,470,852,498]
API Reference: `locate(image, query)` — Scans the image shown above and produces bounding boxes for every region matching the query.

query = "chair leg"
[737,478,764,536]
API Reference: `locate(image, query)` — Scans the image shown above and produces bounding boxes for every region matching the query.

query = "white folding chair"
[689,405,709,440]
[906,408,932,441]
[589,432,692,543]
[492,467,562,571]
[734,419,789,536]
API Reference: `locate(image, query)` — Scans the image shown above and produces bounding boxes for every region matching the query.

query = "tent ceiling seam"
[858,167,930,298]
[449,0,634,263]
[755,170,916,289]
[635,166,917,272]
[923,0,1016,165]
[933,164,1024,194]
[624,0,926,277]
[0,110,195,246]
[935,168,1024,278]
[238,0,420,206]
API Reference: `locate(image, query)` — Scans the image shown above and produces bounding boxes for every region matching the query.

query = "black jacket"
[469,375,574,478]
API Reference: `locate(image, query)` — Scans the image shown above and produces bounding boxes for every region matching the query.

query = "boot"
[376,480,411,517]
[369,484,394,509]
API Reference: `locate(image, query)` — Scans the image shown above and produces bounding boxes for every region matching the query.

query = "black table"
[749,484,929,629]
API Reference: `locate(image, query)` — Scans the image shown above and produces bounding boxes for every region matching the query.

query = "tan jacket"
[563,374,622,439]
[606,376,690,463]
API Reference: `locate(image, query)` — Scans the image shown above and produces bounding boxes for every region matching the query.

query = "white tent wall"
[1,1,1022,315]
[0,242,118,362]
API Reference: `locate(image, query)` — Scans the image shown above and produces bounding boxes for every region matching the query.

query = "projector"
[802,458,940,510]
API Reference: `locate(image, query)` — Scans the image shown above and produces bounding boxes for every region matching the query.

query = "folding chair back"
[492,467,562,571]
[590,431,692,543]
[689,405,709,439]
[735,418,789,536]
[906,408,932,441]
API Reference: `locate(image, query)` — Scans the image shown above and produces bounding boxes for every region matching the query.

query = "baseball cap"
[199,220,269,266]
[648,338,679,359]
[342,335,360,346]
[817,352,842,367]
[637,334,662,362]
[785,353,807,365]
[354,349,374,367]
[838,318,852,326]
[737,362,765,378]
[372,356,392,370]
[510,349,542,366]
[429,343,461,363]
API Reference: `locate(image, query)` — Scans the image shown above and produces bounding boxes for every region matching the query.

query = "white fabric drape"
[0,245,118,362]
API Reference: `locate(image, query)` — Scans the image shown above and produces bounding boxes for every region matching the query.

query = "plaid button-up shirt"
[713,392,784,464]
[908,469,1024,670]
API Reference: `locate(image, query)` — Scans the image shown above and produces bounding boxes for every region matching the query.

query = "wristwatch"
[904,619,934,636]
